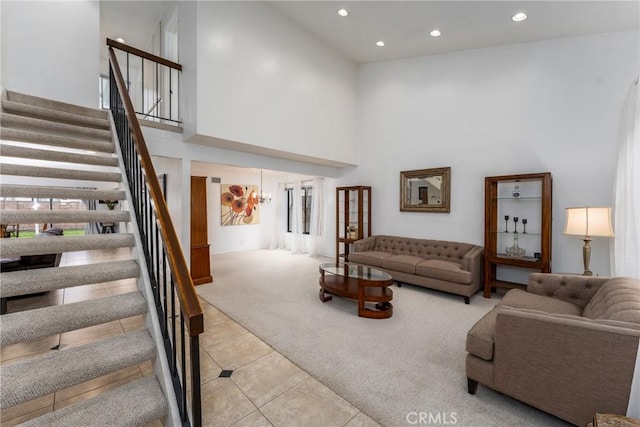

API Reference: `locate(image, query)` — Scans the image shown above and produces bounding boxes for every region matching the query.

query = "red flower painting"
[221,184,260,226]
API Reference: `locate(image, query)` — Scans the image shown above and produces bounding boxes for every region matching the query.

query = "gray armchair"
[466,273,640,426]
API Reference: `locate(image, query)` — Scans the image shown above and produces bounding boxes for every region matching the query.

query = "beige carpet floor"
[197,249,569,427]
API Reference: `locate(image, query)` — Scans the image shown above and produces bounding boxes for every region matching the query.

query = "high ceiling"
[101,1,639,64]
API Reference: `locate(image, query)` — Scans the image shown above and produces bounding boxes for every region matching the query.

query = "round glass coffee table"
[319,263,393,319]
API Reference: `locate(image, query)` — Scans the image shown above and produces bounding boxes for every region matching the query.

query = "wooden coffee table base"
[319,275,393,319]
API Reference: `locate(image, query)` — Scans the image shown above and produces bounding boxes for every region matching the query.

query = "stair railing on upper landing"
[106,38,181,124]
[108,44,203,427]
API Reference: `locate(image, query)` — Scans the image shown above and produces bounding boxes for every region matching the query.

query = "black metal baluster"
[171,275,177,375]
[154,219,160,305]
[191,335,202,427]
[141,58,145,119]
[126,53,130,91]
[180,318,187,422]
[155,62,159,119]
[176,71,179,123]
[162,245,169,338]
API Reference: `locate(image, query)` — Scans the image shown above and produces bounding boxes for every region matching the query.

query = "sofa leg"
[396,282,402,288]
[464,296,470,304]
[467,378,478,395]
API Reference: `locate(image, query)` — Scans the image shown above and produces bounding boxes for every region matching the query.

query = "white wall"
[351,30,639,277]
[151,155,184,240]
[192,1,359,166]
[191,162,277,255]
[177,1,198,141]
[1,0,100,108]
[144,125,337,255]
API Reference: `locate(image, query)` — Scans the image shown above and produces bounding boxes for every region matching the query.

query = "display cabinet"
[336,186,371,262]
[484,172,552,297]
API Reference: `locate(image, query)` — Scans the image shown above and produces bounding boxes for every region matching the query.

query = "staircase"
[0,90,170,425]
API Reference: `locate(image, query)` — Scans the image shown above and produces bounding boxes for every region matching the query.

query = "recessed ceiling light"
[115,37,126,43]
[512,12,528,22]
[337,8,348,17]
[376,40,385,47]
[430,29,441,37]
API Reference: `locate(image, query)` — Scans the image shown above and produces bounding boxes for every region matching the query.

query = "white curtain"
[270,181,286,250]
[612,77,640,279]
[271,179,325,256]
[308,178,325,256]
[290,181,305,253]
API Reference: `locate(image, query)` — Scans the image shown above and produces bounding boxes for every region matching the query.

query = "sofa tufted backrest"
[526,273,606,309]
[582,277,640,324]
[372,235,474,263]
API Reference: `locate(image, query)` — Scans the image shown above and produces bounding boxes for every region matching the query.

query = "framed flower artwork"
[221,184,260,226]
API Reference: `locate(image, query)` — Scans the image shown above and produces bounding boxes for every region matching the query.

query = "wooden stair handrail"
[107,38,182,71]
[108,46,202,336]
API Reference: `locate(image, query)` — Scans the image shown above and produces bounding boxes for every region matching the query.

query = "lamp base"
[582,236,593,277]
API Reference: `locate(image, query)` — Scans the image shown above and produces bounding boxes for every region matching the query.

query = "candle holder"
[522,218,528,234]
[504,215,509,232]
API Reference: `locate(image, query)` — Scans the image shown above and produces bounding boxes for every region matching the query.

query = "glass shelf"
[493,196,542,201]
[492,231,541,236]
[495,254,541,262]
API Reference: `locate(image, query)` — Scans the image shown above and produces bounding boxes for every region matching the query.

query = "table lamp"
[563,206,614,276]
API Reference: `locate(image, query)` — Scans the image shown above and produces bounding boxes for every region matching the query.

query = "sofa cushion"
[583,277,640,324]
[348,251,394,268]
[501,289,583,316]
[415,259,472,284]
[382,255,425,274]
[466,289,583,361]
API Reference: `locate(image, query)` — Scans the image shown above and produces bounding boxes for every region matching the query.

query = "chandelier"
[255,169,271,204]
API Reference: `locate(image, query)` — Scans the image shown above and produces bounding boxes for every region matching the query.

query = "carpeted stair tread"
[20,375,167,427]
[0,292,147,346]
[0,260,140,298]
[1,113,112,141]
[0,184,125,201]
[0,233,135,258]
[0,143,118,167]
[0,91,172,423]
[22,376,167,427]
[5,90,108,120]
[2,98,110,130]
[0,329,156,409]
[0,128,114,153]
[0,209,129,225]
[0,163,122,182]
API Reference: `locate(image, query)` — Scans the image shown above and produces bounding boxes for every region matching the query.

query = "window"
[99,75,110,110]
[0,197,87,237]
[286,186,312,234]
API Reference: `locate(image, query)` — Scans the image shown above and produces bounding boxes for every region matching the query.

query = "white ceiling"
[101,1,639,65]
[269,1,640,64]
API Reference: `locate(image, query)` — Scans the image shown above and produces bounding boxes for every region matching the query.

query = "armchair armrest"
[493,307,640,426]
[353,236,376,252]
[526,273,608,309]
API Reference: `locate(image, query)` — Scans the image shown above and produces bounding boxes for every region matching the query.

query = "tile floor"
[1,248,379,427]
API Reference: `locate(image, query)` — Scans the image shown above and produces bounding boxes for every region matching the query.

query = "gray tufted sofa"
[466,273,640,426]
[349,235,483,304]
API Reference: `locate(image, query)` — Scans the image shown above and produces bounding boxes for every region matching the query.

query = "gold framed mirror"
[400,167,451,213]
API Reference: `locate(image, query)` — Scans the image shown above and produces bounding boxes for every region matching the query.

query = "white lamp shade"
[563,207,614,237]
